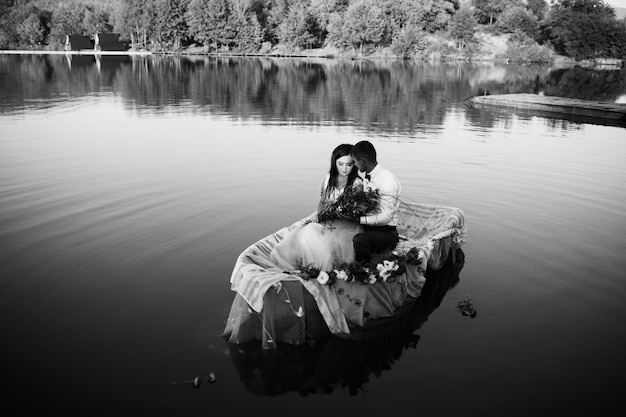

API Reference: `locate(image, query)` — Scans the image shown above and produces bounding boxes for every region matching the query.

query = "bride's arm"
[315,173,331,215]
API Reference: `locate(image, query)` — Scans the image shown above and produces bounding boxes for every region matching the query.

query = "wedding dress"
[269,176,362,271]
[224,199,467,348]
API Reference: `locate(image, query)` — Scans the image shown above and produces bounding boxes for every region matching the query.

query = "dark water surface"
[1,54,625,416]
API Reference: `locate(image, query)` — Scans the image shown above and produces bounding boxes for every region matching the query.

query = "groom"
[345,140,402,265]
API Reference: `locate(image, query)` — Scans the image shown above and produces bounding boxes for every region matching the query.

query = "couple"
[270,140,402,273]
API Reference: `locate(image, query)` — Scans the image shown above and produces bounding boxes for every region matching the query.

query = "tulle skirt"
[269,220,362,271]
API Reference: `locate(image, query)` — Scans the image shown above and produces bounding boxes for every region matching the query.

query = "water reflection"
[226,248,464,397]
[543,66,626,101]
[1,54,624,132]
[465,102,625,129]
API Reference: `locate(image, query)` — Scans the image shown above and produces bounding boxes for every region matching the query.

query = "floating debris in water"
[178,372,216,388]
[457,298,477,318]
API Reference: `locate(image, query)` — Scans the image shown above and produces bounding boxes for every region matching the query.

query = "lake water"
[1,54,625,416]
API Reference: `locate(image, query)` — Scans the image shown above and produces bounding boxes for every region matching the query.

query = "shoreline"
[0,50,152,56]
[1,49,622,69]
[0,49,514,63]
[0,49,345,59]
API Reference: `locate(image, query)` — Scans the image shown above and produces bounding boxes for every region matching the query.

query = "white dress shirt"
[358,164,401,226]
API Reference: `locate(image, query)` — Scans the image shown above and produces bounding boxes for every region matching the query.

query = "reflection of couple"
[270,140,402,271]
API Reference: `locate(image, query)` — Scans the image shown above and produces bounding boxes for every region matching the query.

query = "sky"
[605,0,626,8]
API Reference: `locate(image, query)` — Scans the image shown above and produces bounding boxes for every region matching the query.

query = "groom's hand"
[336,212,358,222]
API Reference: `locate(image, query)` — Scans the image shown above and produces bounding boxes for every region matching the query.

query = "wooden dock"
[466,93,626,127]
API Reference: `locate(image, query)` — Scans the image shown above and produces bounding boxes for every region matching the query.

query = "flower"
[376,259,400,282]
[317,181,380,224]
[334,269,349,281]
[316,270,330,285]
[403,246,423,266]
[299,265,320,281]
[295,247,424,286]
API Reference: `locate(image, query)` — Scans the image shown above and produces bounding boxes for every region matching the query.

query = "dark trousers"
[353,225,399,264]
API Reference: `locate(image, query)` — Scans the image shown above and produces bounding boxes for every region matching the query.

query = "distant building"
[65,35,93,51]
[94,33,127,51]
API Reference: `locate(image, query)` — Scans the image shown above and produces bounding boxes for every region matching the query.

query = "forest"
[1,0,625,61]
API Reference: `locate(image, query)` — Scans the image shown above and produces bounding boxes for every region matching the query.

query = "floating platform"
[466,93,626,127]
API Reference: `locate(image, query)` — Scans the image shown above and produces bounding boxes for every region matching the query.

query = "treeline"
[1,0,625,60]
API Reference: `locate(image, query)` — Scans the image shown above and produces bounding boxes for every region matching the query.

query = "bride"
[270,143,363,271]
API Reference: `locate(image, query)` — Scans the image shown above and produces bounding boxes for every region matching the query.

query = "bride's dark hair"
[324,143,358,199]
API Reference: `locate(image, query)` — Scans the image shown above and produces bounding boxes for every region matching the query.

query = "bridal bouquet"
[317,180,380,224]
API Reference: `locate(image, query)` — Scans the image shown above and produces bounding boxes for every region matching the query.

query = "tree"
[497,5,539,39]
[308,0,348,43]
[541,0,626,59]
[112,0,159,48]
[265,0,291,43]
[391,25,427,58]
[278,1,320,49]
[334,0,385,51]
[154,0,189,50]
[17,12,45,46]
[448,6,477,50]
[186,0,231,49]
[232,11,264,51]
[369,0,454,45]
[49,0,87,45]
[229,0,255,19]
[526,0,548,21]
[1,1,51,48]
[474,0,521,25]
[419,0,455,32]
[82,3,113,35]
